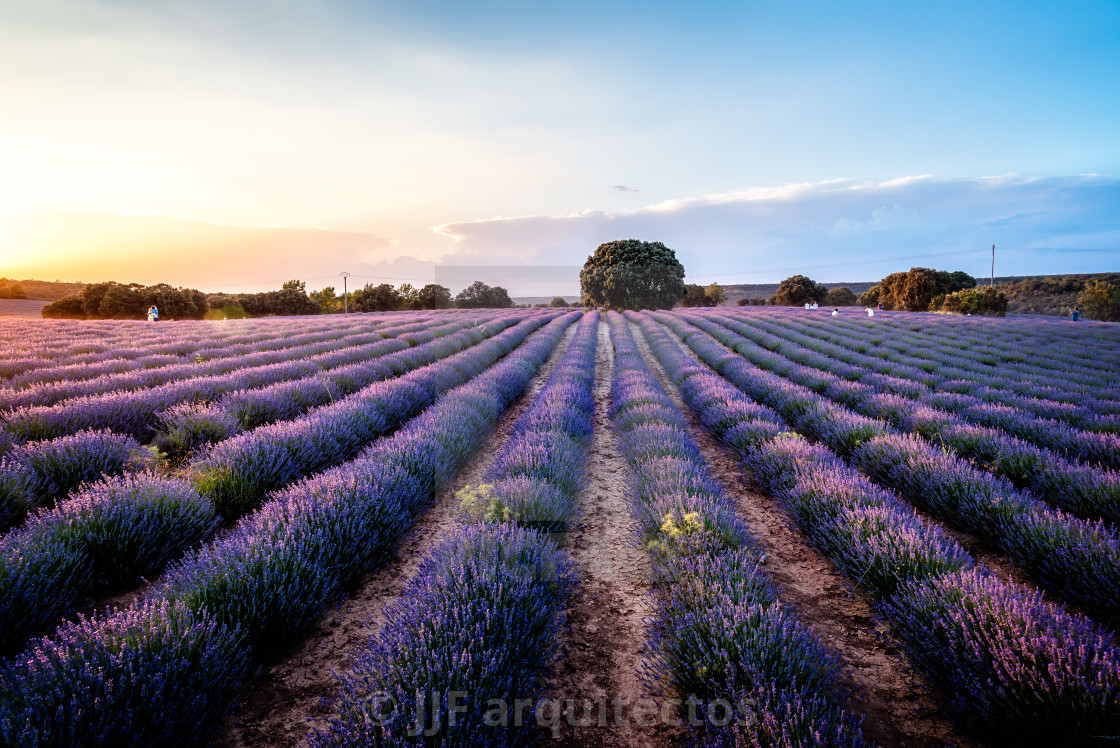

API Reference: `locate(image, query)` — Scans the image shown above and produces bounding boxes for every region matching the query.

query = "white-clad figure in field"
[804,302,811,310]
[147,305,159,322]
[866,306,875,317]
[811,302,818,310]
[832,308,839,317]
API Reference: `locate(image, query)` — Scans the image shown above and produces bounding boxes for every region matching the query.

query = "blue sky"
[1,0,1117,291]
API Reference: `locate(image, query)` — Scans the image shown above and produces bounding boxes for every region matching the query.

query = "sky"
[1,0,1118,294]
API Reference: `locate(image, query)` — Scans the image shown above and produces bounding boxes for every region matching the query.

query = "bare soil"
[628,317,977,748]
[214,320,580,747]
[0,299,48,319]
[677,314,1107,629]
[534,320,677,748]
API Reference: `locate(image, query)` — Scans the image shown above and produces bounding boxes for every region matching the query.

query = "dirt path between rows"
[628,318,976,748]
[536,320,676,748]
[689,315,1102,624]
[215,319,581,747]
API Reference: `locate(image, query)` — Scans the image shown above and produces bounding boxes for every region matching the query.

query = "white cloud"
[834,204,925,232]
[433,175,1120,284]
[6,175,1117,294]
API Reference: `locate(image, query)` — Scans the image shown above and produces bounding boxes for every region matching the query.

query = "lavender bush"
[309,525,574,747]
[0,474,217,654]
[0,602,247,747]
[608,312,868,747]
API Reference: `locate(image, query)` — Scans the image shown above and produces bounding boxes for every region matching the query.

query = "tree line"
[307,280,515,313]
[0,279,28,299]
[35,239,1118,321]
[40,279,520,320]
[993,273,1120,320]
[735,268,1010,316]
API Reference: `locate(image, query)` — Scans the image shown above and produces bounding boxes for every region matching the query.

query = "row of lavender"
[0,314,400,395]
[737,308,1120,414]
[784,309,1120,410]
[0,313,521,529]
[694,312,1120,523]
[312,310,599,745]
[0,310,442,361]
[853,311,1120,382]
[0,313,564,656]
[632,311,1120,745]
[609,312,870,747]
[0,313,500,436]
[717,311,1120,451]
[748,311,1120,427]
[731,306,1120,463]
[0,316,424,409]
[0,312,580,746]
[0,313,384,377]
[797,306,1120,385]
[655,311,1120,628]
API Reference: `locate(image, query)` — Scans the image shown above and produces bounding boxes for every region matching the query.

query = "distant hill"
[721,281,877,304]
[990,272,1120,316]
[511,296,581,306]
[0,278,88,302]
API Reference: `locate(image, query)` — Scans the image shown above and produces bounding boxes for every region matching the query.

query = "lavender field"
[1,308,1118,747]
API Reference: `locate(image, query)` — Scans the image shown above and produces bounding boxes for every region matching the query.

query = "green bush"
[939,287,1009,316]
[580,239,685,310]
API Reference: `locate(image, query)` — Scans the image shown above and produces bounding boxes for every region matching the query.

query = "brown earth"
[533,320,678,748]
[214,319,580,747]
[628,317,978,748]
[0,299,49,318]
[686,312,1109,628]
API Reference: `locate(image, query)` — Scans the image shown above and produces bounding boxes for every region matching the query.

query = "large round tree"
[580,239,686,310]
[774,274,829,306]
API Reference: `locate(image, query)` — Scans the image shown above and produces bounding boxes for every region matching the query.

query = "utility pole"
[990,245,995,287]
[340,272,350,314]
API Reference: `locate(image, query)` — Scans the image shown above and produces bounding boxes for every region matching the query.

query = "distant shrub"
[351,283,401,312]
[824,286,858,306]
[875,268,975,311]
[1079,280,1120,321]
[0,283,27,299]
[40,294,86,319]
[454,281,514,309]
[775,275,828,306]
[203,303,250,320]
[680,283,727,307]
[938,287,1009,316]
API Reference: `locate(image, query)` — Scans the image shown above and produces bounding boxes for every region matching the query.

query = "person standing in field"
[147,305,159,322]
[1071,306,1081,321]
[866,306,875,317]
